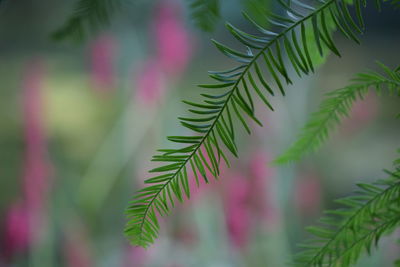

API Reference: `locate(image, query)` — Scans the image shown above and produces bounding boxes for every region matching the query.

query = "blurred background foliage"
[0,0,399,266]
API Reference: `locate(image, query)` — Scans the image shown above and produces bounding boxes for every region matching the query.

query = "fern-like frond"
[125,0,373,248]
[294,165,400,267]
[52,0,120,41]
[275,63,400,164]
[188,0,220,32]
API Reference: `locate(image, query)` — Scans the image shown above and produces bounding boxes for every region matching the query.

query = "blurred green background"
[0,0,399,266]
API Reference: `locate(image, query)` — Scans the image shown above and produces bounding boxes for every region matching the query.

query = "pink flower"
[22,59,50,208]
[1,201,30,260]
[0,59,51,262]
[220,151,280,249]
[89,34,116,93]
[134,59,166,105]
[223,173,251,250]
[21,59,52,247]
[133,1,193,105]
[154,1,191,76]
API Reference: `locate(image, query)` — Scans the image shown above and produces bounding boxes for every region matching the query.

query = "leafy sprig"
[294,164,400,267]
[125,0,371,248]
[275,63,400,164]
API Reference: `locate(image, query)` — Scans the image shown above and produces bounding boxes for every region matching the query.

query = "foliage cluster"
[53,0,400,265]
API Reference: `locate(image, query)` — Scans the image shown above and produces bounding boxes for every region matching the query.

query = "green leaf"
[275,63,400,164]
[125,0,375,248]
[294,167,400,267]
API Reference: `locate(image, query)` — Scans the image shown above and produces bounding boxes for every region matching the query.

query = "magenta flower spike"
[21,59,52,247]
[1,59,51,263]
[223,174,251,250]
[154,1,192,77]
[1,201,30,260]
